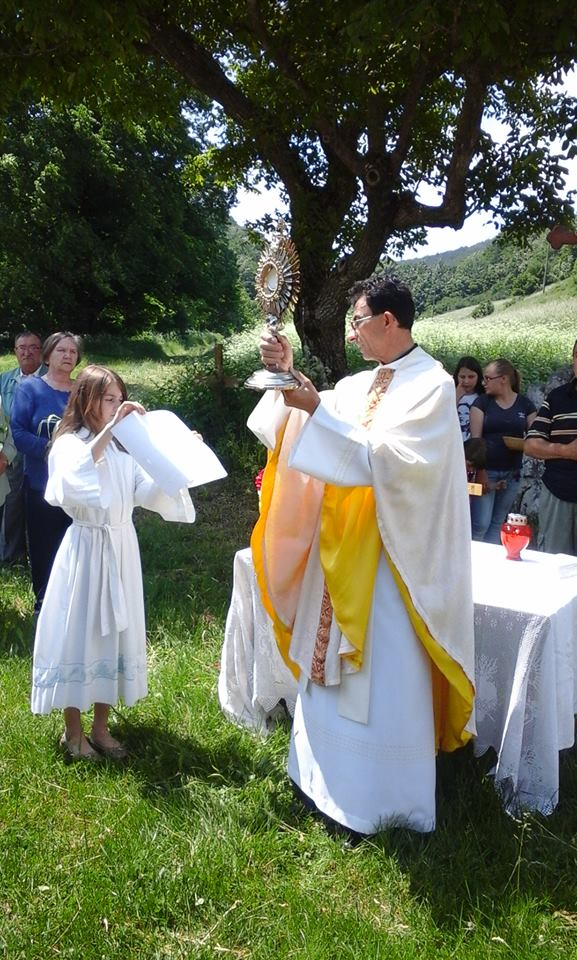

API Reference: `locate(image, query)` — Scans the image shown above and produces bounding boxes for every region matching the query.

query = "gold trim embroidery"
[310,583,333,684]
[360,367,394,428]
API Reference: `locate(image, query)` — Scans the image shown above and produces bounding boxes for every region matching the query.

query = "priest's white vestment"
[248,347,475,834]
[32,431,195,714]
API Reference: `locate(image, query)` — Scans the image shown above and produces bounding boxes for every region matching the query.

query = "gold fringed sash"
[318,366,395,670]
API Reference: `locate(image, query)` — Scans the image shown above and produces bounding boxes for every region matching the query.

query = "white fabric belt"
[73,519,130,635]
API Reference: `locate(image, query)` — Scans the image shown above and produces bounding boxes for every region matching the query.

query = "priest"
[248,275,475,835]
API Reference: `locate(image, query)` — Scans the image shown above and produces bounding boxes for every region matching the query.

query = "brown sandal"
[89,737,129,760]
[59,733,102,762]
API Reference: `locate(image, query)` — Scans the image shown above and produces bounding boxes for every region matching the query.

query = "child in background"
[464,437,486,487]
[31,365,196,760]
[464,437,506,494]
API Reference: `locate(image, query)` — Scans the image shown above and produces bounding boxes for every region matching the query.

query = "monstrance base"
[244,369,300,391]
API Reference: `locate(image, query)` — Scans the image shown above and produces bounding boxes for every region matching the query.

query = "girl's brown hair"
[55,365,127,439]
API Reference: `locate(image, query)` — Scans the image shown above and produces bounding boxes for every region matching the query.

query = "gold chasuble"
[250,359,475,753]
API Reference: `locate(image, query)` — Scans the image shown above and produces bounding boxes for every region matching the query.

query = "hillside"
[400,239,491,269]
[412,278,577,385]
[390,233,577,317]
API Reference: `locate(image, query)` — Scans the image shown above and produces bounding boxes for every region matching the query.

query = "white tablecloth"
[472,541,577,814]
[218,544,577,814]
[218,548,297,735]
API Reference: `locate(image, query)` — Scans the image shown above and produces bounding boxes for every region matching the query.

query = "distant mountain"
[398,239,492,268]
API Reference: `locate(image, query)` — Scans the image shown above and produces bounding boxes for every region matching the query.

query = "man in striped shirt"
[525,340,577,554]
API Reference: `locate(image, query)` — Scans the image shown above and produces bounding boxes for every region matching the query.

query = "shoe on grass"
[59,733,102,762]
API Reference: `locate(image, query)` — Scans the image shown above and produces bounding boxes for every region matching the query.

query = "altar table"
[218,543,577,815]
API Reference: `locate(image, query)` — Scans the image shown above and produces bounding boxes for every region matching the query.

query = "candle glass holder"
[500,512,532,560]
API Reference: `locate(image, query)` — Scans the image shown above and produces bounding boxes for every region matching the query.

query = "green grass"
[2,294,577,958]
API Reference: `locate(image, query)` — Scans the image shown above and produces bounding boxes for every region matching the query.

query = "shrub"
[471,299,495,319]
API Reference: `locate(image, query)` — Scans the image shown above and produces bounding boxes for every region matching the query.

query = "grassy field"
[2,293,577,958]
[413,279,577,386]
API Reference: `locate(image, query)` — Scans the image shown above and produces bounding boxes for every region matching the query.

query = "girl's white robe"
[31,431,195,714]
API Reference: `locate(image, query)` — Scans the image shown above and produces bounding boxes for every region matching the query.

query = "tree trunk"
[295,294,347,385]
[293,230,392,385]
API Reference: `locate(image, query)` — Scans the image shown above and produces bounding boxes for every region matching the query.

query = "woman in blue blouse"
[469,358,536,543]
[11,332,82,616]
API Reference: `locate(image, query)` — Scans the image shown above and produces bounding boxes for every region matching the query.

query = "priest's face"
[347,296,385,361]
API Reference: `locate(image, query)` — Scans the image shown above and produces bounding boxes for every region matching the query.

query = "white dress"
[31,430,195,714]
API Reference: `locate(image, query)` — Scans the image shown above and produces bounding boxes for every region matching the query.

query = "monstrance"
[244,221,301,391]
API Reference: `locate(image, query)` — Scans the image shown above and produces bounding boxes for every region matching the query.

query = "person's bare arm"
[524,436,577,461]
[91,401,145,463]
[469,406,484,439]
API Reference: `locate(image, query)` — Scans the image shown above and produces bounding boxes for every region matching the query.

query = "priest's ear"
[382,310,400,329]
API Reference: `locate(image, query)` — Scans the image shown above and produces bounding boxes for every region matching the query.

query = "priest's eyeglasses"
[350,312,376,331]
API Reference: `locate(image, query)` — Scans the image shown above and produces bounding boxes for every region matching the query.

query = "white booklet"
[111,409,227,496]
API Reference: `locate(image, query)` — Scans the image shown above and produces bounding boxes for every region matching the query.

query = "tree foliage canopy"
[0,100,245,337]
[2,1,577,375]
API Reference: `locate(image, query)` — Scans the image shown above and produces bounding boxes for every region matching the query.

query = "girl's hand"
[476,468,490,494]
[455,384,467,402]
[190,430,203,442]
[110,401,146,427]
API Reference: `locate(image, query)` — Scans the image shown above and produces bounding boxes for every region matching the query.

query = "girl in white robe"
[31,365,195,760]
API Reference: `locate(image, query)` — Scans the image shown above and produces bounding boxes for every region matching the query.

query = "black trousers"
[25,482,71,613]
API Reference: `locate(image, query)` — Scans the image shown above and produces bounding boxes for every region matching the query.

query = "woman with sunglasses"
[469,359,536,542]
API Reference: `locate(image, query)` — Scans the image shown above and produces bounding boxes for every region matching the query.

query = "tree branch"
[243,0,364,177]
[389,66,429,176]
[144,16,311,195]
[394,72,487,229]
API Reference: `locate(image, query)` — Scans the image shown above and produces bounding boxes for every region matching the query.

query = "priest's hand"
[282,371,320,415]
[260,332,293,372]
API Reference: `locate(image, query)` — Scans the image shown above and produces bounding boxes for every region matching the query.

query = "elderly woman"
[469,358,536,543]
[11,332,82,617]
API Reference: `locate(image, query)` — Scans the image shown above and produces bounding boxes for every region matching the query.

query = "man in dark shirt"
[524,339,577,554]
